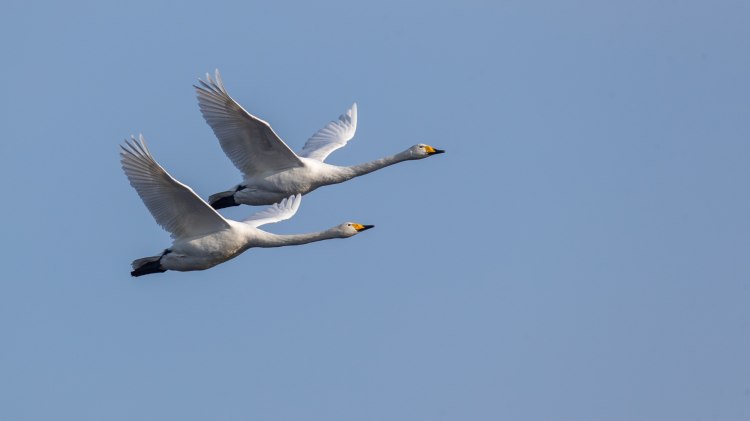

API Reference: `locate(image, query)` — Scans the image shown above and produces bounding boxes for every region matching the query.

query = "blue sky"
[1,1,749,420]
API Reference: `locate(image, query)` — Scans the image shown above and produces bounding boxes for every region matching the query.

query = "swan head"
[336,222,375,237]
[409,144,445,159]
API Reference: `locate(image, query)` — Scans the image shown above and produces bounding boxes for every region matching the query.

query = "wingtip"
[290,193,302,211]
[135,134,147,151]
[120,134,151,158]
[196,69,225,93]
[214,69,225,91]
[348,102,358,124]
[122,135,136,152]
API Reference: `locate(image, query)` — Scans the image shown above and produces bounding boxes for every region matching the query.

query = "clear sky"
[1,1,749,420]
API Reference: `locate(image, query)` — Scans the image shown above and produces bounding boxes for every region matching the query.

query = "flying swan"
[121,135,374,277]
[195,70,445,209]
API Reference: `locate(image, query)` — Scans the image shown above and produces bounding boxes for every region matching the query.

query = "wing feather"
[120,135,231,239]
[299,103,358,162]
[242,194,302,228]
[195,70,304,177]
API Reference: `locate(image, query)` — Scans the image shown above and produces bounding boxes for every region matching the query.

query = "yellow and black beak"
[424,145,445,155]
[352,224,375,232]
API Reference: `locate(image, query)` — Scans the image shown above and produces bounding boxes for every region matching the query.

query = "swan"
[121,135,374,277]
[195,70,445,209]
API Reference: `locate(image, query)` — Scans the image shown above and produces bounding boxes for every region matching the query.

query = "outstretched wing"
[299,103,358,162]
[120,135,231,239]
[195,70,304,178]
[242,194,301,228]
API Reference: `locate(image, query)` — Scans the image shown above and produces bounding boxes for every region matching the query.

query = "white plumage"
[300,102,358,162]
[121,135,373,276]
[121,138,230,239]
[195,70,444,209]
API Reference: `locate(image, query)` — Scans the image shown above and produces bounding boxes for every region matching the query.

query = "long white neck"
[254,228,344,248]
[336,150,414,181]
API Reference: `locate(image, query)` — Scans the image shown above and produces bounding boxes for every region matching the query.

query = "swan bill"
[353,224,375,232]
[424,145,445,155]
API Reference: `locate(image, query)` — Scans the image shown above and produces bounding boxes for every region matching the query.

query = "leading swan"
[121,135,373,277]
[195,70,445,209]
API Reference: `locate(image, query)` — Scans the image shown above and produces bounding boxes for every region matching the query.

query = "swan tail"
[208,190,238,210]
[131,255,167,277]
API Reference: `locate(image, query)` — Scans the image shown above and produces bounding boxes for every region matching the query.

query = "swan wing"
[195,70,304,178]
[120,135,231,239]
[242,194,301,228]
[299,103,357,162]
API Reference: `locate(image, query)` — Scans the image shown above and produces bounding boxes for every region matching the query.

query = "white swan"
[195,70,445,209]
[121,135,373,277]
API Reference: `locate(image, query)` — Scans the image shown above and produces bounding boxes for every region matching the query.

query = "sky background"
[1,0,749,420]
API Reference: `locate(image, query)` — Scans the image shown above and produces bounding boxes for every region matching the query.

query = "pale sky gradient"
[1,1,749,420]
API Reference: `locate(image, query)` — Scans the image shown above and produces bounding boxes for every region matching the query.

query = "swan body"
[121,135,373,276]
[195,70,445,209]
[155,219,365,272]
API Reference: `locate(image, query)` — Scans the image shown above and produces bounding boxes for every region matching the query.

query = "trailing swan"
[121,135,373,277]
[195,70,445,209]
